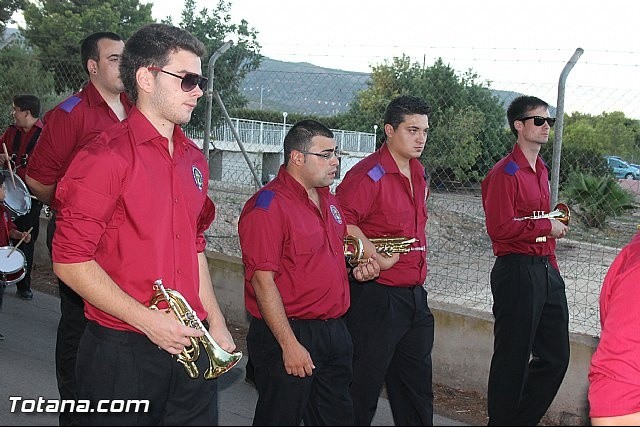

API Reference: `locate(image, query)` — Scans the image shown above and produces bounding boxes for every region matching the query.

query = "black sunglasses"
[518,116,556,127]
[147,67,208,92]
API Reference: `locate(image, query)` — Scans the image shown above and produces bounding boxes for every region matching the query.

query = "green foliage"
[563,111,640,160]
[176,0,261,136]
[540,144,611,184]
[21,0,154,91]
[563,171,637,228]
[0,41,57,129]
[341,55,511,184]
[0,0,25,33]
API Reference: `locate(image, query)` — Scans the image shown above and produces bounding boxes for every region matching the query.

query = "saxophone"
[149,279,242,379]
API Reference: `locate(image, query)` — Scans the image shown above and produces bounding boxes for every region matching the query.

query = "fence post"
[203,41,233,165]
[551,47,584,206]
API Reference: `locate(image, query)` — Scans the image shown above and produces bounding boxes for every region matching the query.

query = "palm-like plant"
[563,171,637,228]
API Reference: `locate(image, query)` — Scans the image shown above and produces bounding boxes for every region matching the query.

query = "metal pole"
[212,90,263,190]
[550,47,583,206]
[203,40,233,164]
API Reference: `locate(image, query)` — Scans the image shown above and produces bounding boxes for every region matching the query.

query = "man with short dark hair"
[26,31,130,426]
[481,95,570,425]
[0,94,43,301]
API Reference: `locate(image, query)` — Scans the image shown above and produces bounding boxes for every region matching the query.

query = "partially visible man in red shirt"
[0,94,43,300]
[481,95,569,426]
[25,31,130,427]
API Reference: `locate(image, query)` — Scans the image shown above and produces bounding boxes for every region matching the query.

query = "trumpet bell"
[149,280,243,379]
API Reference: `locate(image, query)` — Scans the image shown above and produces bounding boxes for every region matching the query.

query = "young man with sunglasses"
[51,23,236,425]
[481,95,570,425]
[238,119,379,425]
[25,31,131,427]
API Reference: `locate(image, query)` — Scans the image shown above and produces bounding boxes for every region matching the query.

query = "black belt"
[498,253,549,265]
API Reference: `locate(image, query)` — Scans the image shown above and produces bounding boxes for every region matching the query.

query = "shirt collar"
[126,106,190,150]
[83,81,132,113]
[276,164,330,201]
[511,143,547,172]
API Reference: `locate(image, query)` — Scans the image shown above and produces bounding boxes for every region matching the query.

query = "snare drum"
[0,246,26,285]
[0,169,31,217]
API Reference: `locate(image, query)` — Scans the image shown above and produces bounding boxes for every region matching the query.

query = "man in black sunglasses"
[481,95,570,425]
[51,24,237,425]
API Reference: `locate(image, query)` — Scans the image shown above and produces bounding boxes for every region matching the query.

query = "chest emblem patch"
[192,165,203,191]
[330,204,342,224]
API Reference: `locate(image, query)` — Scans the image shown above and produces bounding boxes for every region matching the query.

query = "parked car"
[605,156,640,180]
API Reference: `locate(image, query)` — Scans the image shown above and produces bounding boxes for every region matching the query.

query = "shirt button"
[177,268,182,274]
[174,198,179,204]
[176,234,181,239]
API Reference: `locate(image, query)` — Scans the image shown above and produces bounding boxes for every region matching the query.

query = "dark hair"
[284,120,334,166]
[381,95,431,142]
[13,94,41,118]
[80,32,123,75]
[120,23,206,104]
[507,95,549,137]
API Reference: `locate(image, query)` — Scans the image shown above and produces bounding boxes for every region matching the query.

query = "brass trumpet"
[344,235,425,267]
[514,202,571,226]
[149,279,242,379]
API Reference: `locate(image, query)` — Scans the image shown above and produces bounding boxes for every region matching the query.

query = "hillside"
[241,57,531,117]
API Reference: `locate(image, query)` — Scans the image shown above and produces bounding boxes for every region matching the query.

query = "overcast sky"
[54,0,613,117]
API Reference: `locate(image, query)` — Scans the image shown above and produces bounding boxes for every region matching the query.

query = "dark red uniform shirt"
[588,230,640,417]
[0,120,44,181]
[238,165,350,320]
[335,143,428,287]
[481,144,557,269]
[26,82,131,210]
[52,106,215,332]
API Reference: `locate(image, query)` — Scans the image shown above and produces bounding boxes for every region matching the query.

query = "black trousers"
[247,316,354,426]
[77,322,218,426]
[12,199,42,292]
[48,213,87,426]
[347,281,435,426]
[487,254,570,426]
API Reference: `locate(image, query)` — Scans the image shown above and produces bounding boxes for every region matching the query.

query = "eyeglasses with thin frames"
[517,116,556,127]
[299,148,343,160]
[147,67,208,92]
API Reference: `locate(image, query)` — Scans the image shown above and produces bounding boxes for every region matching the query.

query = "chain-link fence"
[2,40,639,338]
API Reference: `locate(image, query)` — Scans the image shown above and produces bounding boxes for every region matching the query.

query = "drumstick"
[2,143,16,188]
[7,226,33,258]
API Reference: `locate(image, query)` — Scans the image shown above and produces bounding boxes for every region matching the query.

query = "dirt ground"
[28,262,500,426]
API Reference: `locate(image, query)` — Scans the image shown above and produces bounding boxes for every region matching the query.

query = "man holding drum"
[0,94,43,301]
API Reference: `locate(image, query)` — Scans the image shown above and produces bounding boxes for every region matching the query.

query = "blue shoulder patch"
[59,96,82,113]
[367,164,385,182]
[504,161,519,176]
[255,190,275,210]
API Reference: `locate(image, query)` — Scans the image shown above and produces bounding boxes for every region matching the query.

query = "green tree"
[0,0,25,33]
[169,0,261,134]
[0,40,56,129]
[341,55,510,185]
[563,111,640,160]
[21,0,154,92]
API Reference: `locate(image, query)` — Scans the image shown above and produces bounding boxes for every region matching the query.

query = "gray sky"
[150,0,639,117]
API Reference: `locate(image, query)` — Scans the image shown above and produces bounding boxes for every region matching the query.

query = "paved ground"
[0,289,467,426]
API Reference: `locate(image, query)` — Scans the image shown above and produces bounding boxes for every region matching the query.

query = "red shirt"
[335,143,428,287]
[0,209,16,246]
[52,106,215,333]
[588,231,640,417]
[26,82,132,210]
[0,120,44,180]
[481,144,558,270]
[238,165,350,320]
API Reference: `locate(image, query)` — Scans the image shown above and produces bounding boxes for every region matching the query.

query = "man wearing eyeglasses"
[481,95,570,425]
[24,31,131,427]
[49,24,237,425]
[238,119,380,425]
[335,95,434,426]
